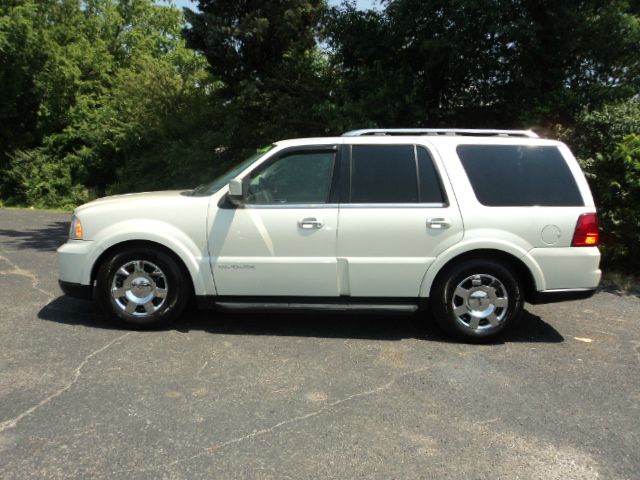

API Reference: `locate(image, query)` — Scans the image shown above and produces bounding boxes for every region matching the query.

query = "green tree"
[183,0,324,90]
[325,0,640,128]
[500,0,640,125]
[182,0,335,160]
[602,134,640,271]
[1,0,215,207]
[0,1,52,183]
[562,99,640,271]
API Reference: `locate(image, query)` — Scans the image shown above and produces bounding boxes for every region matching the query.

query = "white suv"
[58,128,601,340]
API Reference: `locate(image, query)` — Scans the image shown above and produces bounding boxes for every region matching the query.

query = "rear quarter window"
[456,145,584,207]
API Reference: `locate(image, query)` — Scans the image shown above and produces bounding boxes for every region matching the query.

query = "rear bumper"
[527,246,601,290]
[59,280,93,300]
[528,287,597,305]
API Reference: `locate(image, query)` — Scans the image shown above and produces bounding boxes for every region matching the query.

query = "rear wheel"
[96,247,190,329]
[430,259,524,341]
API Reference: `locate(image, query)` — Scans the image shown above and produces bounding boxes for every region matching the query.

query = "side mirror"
[228,178,245,207]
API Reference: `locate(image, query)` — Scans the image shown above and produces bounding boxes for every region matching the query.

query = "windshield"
[191,145,275,196]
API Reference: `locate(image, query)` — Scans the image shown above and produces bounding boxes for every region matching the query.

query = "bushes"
[6,148,88,209]
[595,134,640,271]
[563,99,640,272]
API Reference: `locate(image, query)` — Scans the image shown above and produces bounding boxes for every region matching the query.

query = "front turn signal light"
[70,216,83,240]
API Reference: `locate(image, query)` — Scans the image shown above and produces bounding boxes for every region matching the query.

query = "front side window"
[246,150,336,205]
[457,145,584,207]
[349,145,446,204]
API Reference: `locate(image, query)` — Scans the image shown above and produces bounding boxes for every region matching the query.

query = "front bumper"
[57,239,98,287]
[59,280,93,300]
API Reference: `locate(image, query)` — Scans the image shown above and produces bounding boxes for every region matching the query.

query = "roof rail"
[342,128,539,138]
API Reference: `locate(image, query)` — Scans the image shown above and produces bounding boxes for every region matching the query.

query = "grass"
[0,205,73,213]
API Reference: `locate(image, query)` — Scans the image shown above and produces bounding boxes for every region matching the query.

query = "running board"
[215,301,419,314]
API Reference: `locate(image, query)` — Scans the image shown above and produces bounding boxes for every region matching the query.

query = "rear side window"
[350,145,446,204]
[457,145,584,206]
[351,145,418,203]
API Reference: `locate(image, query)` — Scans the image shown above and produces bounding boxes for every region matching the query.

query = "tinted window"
[350,145,418,203]
[417,147,446,203]
[457,145,584,206]
[246,151,335,204]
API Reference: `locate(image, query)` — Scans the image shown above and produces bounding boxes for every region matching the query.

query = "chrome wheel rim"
[111,260,168,317]
[451,274,509,332]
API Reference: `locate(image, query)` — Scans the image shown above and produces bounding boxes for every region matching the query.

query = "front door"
[209,146,340,296]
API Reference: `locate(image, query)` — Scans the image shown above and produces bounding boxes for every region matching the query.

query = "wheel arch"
[90,240,195,298]
[422,248,541,303]
[80,216,216,296]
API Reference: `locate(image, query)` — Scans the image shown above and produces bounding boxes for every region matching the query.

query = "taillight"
[571,213,599,247]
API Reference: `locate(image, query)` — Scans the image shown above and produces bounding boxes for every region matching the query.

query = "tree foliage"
[184,0,323,88]
[1,0,216,207]
[562,99,640,272]
[0,1,50,171]
[604,134,640,272]
[325,0,640,128]
[183,0,336,161]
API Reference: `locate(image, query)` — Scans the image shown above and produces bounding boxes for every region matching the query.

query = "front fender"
[83,219,215,296]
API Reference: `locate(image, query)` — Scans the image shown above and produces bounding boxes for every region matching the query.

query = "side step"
[215,301,419,314]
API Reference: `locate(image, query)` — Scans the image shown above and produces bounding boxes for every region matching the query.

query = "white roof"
[275,133,562,148]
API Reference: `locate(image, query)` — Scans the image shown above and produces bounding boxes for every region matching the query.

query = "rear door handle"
[298,217,324,229]
[427,217,452,229]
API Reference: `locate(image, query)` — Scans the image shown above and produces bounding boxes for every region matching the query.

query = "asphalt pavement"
[0,208,639,479]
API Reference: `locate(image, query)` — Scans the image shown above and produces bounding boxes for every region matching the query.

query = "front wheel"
[430,259,524,341]
[96,247,190,329]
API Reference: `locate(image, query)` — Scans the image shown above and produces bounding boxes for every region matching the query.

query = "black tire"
[430,258,524,342]
[96,246,190,329]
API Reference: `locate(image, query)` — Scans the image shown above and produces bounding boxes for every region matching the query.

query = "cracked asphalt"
[1,208,639,479]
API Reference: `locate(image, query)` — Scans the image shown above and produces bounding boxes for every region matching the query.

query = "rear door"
[336,142,463,297]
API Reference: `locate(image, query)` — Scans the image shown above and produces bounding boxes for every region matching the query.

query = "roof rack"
[341,128,539,138]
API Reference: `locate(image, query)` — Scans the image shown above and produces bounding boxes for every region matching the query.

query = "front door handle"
[427,217,452,229]
[298,217,324,230]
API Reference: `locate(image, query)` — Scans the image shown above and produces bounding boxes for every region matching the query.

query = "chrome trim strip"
[340,203,447,209]
[244,203,447,209]
[537,288,596,293]
[245,204,339,209]
[342,128,539,138]
[216,302,418,312]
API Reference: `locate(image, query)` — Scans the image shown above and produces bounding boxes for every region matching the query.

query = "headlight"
[69,216,83,240]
